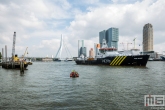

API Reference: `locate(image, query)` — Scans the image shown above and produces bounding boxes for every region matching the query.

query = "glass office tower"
[99,27,119,50]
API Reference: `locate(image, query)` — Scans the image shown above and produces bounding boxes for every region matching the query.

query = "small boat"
[70,70,79,78]
[53,58,61,62]
[65,58,73,62]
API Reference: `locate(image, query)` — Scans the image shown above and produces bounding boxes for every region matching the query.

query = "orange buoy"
[70,70,79,78]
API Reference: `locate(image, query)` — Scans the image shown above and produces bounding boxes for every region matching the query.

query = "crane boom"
[120,42,132,50]
[23,47,28,58]
[133,38,136,49]
[120,42,125,50]
[12,32,16,62]
[127,43,132,50]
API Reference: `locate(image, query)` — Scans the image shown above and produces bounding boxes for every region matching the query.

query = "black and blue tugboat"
[75,39,149,66]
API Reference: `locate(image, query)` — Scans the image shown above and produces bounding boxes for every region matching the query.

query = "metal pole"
[12,32,16,62]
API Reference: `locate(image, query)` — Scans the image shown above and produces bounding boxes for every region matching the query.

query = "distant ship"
[53,58,62,62]
[75,39,149,66]
[64,58,73,61]
[160,56,165,61]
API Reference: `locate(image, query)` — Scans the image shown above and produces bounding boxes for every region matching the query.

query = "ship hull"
[75,55,150,66]
[160,56,165,61]
[2,63,28,69]
[53,58,61,62]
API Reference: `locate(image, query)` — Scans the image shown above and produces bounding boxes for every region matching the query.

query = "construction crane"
[133,38,136,49]
[120,42,132,50]
[120,42,125,50]
[127,43,132,50]
[12,32,16,62]
[22,47,28,59]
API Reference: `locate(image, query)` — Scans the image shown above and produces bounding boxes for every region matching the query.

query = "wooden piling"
[20,61,24,74]
[12,62,15,69]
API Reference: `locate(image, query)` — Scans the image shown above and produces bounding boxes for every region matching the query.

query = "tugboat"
[75,39,150,66]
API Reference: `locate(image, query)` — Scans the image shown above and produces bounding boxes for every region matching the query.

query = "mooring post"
[20,61,22,72]
[12,62,15,69]
[22,61,24,71]
[20,61,24,74]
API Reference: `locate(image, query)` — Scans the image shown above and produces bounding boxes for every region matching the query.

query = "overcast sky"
[0,0,165,58]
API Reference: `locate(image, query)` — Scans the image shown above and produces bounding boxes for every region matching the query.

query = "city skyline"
[0,0,165,57]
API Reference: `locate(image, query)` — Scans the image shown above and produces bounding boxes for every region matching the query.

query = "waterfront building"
[99,27,119,50]
[106,28,119,50]
[78,40,84,57]
[89,48,94,58]
[143,23,153,51]
[42,58,53,62]
[80,47,87,57]
[94,43,100,58]
[99,30,106,48]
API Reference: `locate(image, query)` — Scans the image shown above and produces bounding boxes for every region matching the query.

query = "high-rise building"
[80,47,87,57]
[89,48,94,58]
[94,43,100,57]
[78,40,84,57]
[143,23,153,51]
[99,30,106,48]
[99,27,119,50]
[106,28,119,49]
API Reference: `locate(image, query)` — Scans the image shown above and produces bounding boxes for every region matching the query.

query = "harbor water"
[0,61,165,110]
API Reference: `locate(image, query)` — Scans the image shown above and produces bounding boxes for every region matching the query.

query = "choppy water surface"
[0,61,165,110]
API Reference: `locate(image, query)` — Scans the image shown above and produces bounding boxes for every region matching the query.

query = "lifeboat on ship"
[70,70,79,78]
